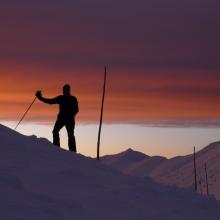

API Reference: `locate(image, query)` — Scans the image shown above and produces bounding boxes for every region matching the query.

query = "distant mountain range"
[102,142,220,200]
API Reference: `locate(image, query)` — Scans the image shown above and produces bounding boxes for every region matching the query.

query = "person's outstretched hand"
[35,91,42,98]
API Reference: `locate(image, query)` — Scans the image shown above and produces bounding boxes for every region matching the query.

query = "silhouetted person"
[35,84,79,152]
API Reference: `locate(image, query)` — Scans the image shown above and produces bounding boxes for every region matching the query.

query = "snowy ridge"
[0,124,220,219]
[102,142,220,201]
[103,148,166,176]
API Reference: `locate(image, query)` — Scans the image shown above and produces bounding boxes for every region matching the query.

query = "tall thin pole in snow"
[97,67,107,160]
[199,178,203,195]
[205,163,209,195]
[193,146,198,192]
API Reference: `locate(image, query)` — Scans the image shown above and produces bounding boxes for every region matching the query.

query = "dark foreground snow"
[0,124,220,220]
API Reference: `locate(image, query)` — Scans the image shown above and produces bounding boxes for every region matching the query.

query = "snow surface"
[102,143,220,201]
[1,124,220,219]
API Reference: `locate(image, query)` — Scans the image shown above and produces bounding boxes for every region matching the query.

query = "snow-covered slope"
[103,148,166,176]
[1,124,220,220]
[102,143,220,201]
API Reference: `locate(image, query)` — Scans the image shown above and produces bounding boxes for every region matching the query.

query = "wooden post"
[193,146,198,192]
[205,163,209,195]
[199,178,203,195]
[97,67,107,160]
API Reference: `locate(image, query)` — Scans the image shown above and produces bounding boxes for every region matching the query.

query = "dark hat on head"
[63,84,71,90]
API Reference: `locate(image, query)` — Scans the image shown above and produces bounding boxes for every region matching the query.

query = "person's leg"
[52,120,64,147]
[65,121,76,152]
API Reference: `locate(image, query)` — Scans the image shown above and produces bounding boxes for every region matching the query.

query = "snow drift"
[0,124,220,220]
[102,143,220,201]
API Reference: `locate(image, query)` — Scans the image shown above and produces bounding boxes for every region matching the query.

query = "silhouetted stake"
[97,67,107,160]
[205,163,209,195]
[199,178,203,195]
[14,96,37,131]
[193,146,198,192]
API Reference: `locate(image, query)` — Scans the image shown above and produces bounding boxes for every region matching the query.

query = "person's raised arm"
[35,91,59,104]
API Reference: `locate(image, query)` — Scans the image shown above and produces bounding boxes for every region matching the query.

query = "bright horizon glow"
[2,121,220,159]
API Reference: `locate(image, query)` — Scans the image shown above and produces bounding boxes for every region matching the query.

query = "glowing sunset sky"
[1,0,220,157]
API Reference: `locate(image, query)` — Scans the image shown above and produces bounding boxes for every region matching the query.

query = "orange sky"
[0,0,220,128]
[1,65,220,128]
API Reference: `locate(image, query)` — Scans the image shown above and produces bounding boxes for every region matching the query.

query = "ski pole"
[14,96,37,130]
